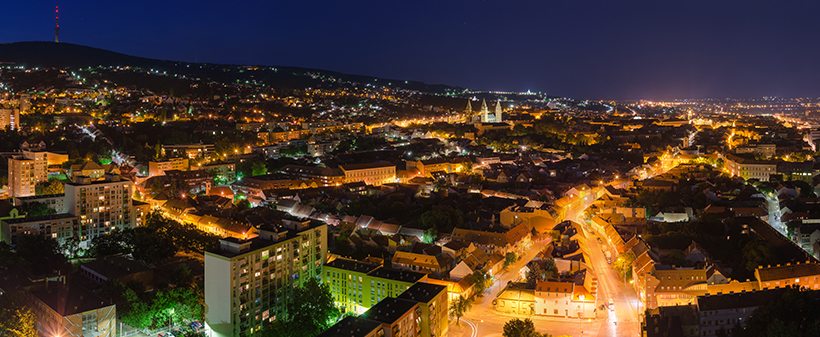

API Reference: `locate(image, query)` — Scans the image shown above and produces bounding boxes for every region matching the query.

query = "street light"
[579,294,586,336]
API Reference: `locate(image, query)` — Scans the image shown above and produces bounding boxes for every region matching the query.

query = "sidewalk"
[448,322,472,337]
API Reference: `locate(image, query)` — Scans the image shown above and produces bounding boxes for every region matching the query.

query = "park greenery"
[504,252,518,269]
[525,258,558,287]
[261,277,340,337]
[612,252,636,282]
[18,201,57,217]
[502,318,568,337]
[101,279,203,330]
[0,292,37,337]
[735,286,820,337]
[448,295,472,325]
[89,210,221,265]
[471,269,491,296]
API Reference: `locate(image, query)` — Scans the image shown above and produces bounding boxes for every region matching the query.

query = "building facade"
[64,174,135,247]
[8,150,48,198]
[340,162,396,186]
[204,222,327,337]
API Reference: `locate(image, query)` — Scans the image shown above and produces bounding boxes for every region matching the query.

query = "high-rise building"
[19,94,30,113]
[64,174,135,247]
[0,108,20,130]
[204,222,327,337]
[8,150,48,198]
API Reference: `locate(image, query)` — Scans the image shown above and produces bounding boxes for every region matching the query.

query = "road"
[457,186,641,337]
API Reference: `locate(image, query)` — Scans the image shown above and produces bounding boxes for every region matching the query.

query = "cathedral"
[467,98,504,124]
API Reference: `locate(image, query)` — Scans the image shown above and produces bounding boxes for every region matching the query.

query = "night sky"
[2,1,819,100]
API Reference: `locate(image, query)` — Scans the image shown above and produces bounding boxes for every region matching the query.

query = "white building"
[204,222,327,337]
[64,174,135,247]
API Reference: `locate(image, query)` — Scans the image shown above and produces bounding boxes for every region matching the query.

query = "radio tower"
[55,6,60,43]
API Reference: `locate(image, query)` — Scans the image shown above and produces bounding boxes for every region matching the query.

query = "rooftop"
[397,282,446,304]
[325,258,381,274]
[367,267,426,284]
[362,297,418,324]
[698,288,787,311]
[316,316,383,337]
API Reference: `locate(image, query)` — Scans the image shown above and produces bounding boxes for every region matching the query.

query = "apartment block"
[1,213,79,246]
[697,288,788,337]
[397,282,449,337]
[0,107,19,130]
[14,193,66,213]
[340,162,396,186]
[148,157,190,177]
[64,174,135,247]
[324,258,427,315]
[204,222,327,337]
[8,150,48,198]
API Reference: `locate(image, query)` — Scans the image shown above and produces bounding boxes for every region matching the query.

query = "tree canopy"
[261,277,340,337]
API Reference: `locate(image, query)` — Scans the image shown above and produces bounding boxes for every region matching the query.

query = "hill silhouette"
[0,41,461,93]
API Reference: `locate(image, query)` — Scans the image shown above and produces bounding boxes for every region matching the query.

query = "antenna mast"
[55,6,60,43]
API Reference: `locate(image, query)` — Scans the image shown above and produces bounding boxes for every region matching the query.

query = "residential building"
[495,284,535,315]
[281,164,345,186]
[324,258,427,314]
[0,213,79,246]
[163,143,215,159]
[165,169,212,194]
[14,193,66,213]
[204,222,327,337]
[697,288,788,337]
[79,255,154,291]
[200,161,237,183]
[308,142,335,157]
[724,154,776,181]
[148,157,190,177]
[450,223,532,255]
[64,173,135,247]
[70,161,106,180]
[8,149,48,198]
[360,297,421,337]
[755,261,820,290]
[316,316,384,337]
[643,305,700,337]
[340,162,396,186]
[391,251,453,277]
[640,265,708,309]
[397,282,449,337]
[0,107,19,130]
[0,267,117,337]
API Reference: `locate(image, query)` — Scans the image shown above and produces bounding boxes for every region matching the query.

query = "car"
[607,298,615,310]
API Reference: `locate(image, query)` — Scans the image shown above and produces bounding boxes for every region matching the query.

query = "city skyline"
[2,1,820,100]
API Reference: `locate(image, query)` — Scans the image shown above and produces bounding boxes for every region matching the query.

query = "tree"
[471,269,490,296]
[170,264,194,289]
[19,201,56,217]
[252,160,268,176]
[422,228,438,244]
[0,293,37,337]
[613,252,636,282]
[261,277,340,337]
[449,295,472,325]
[35,178,65,196]
[14,234,67,275]
[419,207,464,233]
[526,259,558,287]
[503,318,544,337]
[739,286,820,337]
[742,239,777,273]
[504,252,518,269]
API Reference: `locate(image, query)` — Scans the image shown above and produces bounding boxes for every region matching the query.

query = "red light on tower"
[54,6,60,42]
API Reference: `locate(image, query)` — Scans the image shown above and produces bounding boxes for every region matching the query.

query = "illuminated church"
[467,98,504,124]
